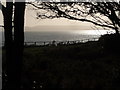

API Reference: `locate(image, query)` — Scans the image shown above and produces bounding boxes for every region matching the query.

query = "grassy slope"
[2,34,120,88]
[21,40,120,89]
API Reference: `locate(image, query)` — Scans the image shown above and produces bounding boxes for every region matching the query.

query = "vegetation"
[30,1,120,34]
[2,34,120,89]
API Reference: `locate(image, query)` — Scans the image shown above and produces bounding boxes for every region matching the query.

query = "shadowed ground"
[2,34,120,89]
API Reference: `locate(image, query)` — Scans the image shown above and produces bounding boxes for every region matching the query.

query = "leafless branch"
[28,2,120,32]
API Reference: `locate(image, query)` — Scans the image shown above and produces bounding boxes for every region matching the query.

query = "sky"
[0,3,98,31]
[25,4,93,31]
[0,3,92,30]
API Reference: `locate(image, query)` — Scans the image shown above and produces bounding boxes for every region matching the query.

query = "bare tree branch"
[0,2,6,16]
[28,2,120,33]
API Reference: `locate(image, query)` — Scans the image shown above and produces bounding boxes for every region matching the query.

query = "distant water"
[1,30,115,45]
[24,30,99,42]
[24,30,114,42]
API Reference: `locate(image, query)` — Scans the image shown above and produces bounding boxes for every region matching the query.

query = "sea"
[24,30,100,42]
[24,30,115,44]
[0,29,115,46]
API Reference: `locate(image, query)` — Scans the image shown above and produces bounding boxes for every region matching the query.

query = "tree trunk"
[115,27,119,35]
[2,1,25,89]
[3,1,14,89]
[13,1,25,89]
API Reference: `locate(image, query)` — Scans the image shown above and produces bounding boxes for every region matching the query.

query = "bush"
[99,34,120,52]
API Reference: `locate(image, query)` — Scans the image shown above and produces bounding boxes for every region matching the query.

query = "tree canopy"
[29,1,120,34]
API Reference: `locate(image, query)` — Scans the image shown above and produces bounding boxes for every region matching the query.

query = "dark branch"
[28,2,120,31]
[0,2,6,16]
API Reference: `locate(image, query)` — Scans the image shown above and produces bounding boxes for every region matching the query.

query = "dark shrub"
[99,34,120,52]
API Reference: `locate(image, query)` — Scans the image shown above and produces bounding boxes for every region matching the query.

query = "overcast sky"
[25,4,95,31]
[0,4,95,31]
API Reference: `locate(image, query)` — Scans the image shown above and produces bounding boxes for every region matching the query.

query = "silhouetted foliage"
[29,1,120,34]
[99,34,120,52]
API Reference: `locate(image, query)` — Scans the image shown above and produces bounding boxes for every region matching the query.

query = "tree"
[0,1,14,89]
[12,1,25,89]
[0,0,25,89]
[29,1,120,34]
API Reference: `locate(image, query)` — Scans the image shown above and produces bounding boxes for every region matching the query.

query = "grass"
[2,34,120,89]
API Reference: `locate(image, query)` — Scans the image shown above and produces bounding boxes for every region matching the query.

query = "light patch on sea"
[24,30,115,42]
[0,29,115,44]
